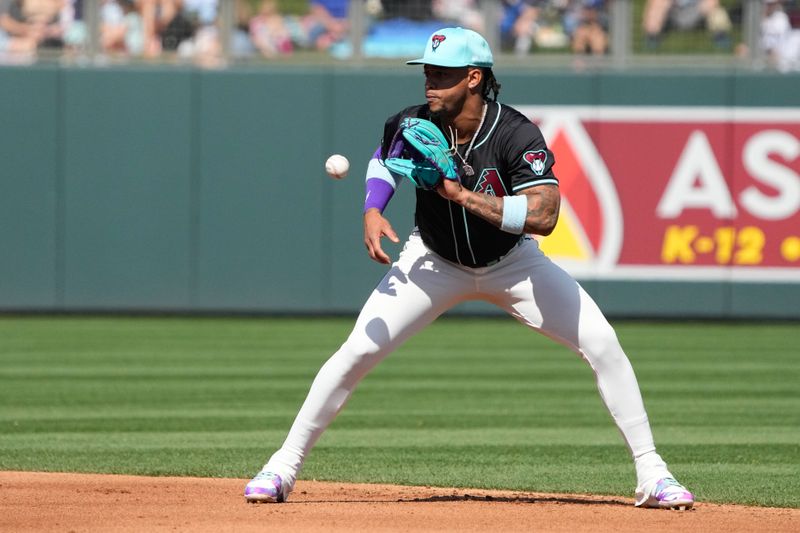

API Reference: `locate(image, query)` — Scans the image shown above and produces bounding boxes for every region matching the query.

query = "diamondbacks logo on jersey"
[523,150,547,175]
[474,169,507,197]
[431,35,446,51]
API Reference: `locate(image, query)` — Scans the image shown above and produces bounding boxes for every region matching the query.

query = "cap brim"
[406,58,465,67]
[406,58,491,67]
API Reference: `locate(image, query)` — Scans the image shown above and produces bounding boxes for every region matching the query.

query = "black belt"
[482,235,528,267]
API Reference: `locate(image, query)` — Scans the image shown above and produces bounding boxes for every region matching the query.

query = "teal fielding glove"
[384,118,458,190]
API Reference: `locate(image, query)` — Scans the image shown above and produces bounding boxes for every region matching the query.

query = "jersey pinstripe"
[380,101,558,268]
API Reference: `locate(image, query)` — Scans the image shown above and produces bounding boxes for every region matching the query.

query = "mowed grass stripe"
[2,426,799,447]
[0,317,797,507]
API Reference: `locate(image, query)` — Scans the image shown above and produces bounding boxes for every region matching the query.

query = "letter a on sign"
[656,131,737,219]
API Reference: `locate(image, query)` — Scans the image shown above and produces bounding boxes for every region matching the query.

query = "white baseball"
[325,154,349,179]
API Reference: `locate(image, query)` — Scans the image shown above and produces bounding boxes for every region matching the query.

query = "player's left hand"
[385,118,458,190]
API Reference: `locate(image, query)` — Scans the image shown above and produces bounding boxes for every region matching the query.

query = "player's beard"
[428,93,468,125]
[426,95,445,115]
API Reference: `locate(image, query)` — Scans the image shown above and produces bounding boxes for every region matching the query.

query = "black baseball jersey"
[380,101,558,268]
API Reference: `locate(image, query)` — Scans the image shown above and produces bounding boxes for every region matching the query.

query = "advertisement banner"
[521,106,800,283]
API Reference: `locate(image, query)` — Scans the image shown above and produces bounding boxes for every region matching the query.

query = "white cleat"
[635,477,695,510]
[244,471,289,503]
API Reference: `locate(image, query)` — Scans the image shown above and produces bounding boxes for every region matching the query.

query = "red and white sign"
[520,106,800,282]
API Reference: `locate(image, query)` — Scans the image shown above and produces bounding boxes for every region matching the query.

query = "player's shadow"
[289,493,629,506]
[401,493,630,506]
[375,265,408,296]
[374,253,434,297]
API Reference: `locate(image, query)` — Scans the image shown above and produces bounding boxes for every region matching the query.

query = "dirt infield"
[2,471,798,532]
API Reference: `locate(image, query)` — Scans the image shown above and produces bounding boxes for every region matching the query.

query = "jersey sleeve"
[503,117,558,194]
[379,105,430,160]
[365,108,421,213]
[380,111,404,161]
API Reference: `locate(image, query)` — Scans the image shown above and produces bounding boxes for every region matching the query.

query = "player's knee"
[581,322,624,364]
[335,336,388,372]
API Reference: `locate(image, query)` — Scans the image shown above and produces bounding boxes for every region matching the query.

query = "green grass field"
[1,316,798,508]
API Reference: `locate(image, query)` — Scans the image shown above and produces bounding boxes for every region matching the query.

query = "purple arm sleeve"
[364,147,395,213]
[364,178,395,213]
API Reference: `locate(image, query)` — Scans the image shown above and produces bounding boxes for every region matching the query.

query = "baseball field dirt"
[2,471,797,532]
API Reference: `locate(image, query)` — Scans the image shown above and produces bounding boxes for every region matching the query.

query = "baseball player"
[245,26,694,510]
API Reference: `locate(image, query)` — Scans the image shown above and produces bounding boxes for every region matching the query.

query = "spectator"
[433,0,485,33]
[0,0,66,54]
[501,0,541,54]
[182,0,215,27]
[181,0,219,59]
[61,0,89,52]
[303,0,348,51]
[229,0,257,57]
[569,0,608,54]
[501,0,569,55]
[1,0,37,55]
[641,0,733,50]
[22,0,66,47]
[135,0,221,58]
[138,0,183,56]
[761,0,800,71]
[158,0,194,52]
[249,0,292,56]
[101,0,145,55]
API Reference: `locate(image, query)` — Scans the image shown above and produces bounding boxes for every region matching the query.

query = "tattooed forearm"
[523,185,560,235]
[459,184,561,236]
[464,193,504,227]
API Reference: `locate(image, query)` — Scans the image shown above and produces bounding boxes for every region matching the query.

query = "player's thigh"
[348,235,472,353]
[487,244,612,350]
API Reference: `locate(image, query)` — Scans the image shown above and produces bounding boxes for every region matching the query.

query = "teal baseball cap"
[407,27,494,68]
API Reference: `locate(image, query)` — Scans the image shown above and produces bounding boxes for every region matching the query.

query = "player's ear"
[467,67,483,91]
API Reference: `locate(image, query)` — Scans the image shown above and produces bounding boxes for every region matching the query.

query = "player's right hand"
[364,209,399,264]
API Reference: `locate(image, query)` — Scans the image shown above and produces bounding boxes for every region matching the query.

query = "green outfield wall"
[1,65,798,318]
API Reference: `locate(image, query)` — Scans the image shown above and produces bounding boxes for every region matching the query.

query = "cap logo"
[431,34,446,51]
[524,150,547,175]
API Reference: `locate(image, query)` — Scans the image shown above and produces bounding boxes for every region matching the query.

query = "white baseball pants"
[265,230,670,489]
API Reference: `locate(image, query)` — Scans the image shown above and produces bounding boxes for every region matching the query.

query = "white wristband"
[500,195,528,234]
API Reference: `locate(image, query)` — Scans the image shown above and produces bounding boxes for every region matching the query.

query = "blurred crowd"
[759,0,800,70]
[0,0,344,60]
[0,0,798,70]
